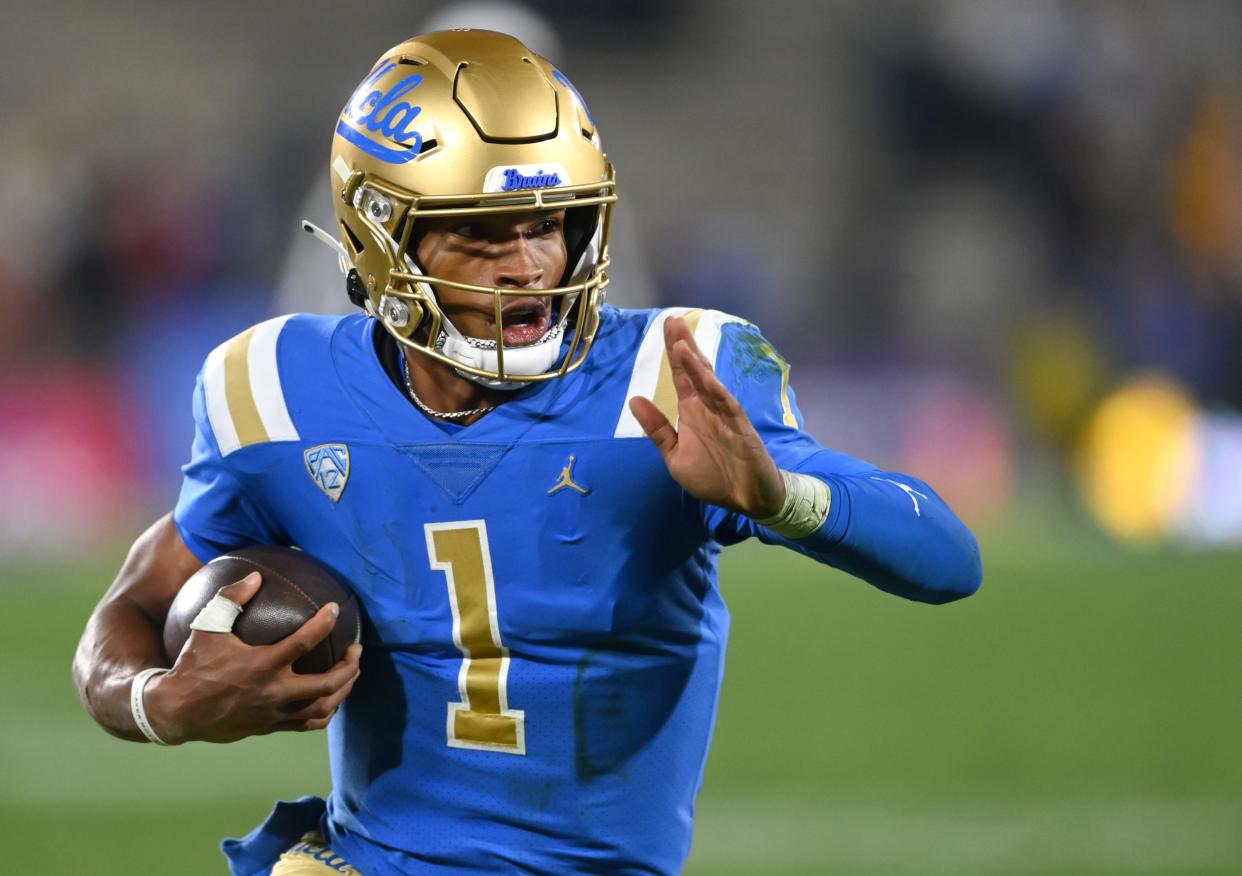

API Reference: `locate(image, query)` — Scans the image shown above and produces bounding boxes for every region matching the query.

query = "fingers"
[294,716,334,732]
[663,314,705,359]
[283,669,360,726]
[673,339,735,415]
[278,643,362,702]
[176,573,262,661]
[664,318,700,402]
[276,645,364,732]
[669,346,697,402]
[264,601,340,668]
[665,316,734,413]
[640,314,746,438]
[216,570,263,607]
[629,397,678,457]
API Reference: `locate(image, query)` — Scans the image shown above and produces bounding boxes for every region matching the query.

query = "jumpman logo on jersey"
[547,455,590,496]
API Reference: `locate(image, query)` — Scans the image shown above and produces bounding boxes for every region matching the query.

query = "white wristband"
[130,667,171,745]
[756,470,832,539]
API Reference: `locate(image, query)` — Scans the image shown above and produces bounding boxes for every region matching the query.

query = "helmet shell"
[328,30,616,384]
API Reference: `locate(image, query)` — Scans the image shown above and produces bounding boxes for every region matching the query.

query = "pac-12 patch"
[305,444,350,502]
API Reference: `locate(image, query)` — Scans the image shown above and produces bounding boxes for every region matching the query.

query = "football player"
[74,30,981,876]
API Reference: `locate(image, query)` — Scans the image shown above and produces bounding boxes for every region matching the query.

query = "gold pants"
[270,831,362,875]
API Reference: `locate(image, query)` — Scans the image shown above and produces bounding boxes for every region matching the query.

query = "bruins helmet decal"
[326,29,617,388]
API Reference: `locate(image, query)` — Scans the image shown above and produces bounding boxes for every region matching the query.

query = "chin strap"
[435,319,566,391]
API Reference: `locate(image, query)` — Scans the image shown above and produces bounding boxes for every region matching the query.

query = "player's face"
[415,209,568,347]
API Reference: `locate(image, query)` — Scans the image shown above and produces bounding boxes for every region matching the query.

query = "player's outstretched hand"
[629,316,786,519]
[145,571,362,744]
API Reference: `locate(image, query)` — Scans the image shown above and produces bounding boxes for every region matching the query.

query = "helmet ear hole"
[560,206,597,285]
[340,220,366,256]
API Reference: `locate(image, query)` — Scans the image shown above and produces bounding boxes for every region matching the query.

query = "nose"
[494,237,544,289]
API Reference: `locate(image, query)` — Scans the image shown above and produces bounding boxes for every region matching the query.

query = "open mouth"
[499,297,551,347]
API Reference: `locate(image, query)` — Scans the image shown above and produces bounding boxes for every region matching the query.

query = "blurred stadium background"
[3,1,1240,873]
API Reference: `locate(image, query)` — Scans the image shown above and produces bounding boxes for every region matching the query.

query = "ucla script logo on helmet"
[305,444,351,503]
[337,61,424,164]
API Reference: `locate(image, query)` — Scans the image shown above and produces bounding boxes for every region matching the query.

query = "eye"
[531,217,562,237]
[451,222,484,240]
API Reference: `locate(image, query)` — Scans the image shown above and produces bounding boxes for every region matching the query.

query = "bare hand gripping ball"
[163,546,362,674]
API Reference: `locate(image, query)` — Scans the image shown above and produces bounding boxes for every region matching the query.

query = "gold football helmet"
[324,29,616,388]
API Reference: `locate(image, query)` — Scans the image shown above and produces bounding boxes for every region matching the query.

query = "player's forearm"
[73,596,171,741]
[763,469,982,603]
[73,514,204,741]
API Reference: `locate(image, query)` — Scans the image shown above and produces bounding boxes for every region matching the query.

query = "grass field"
[4,522,1241,875]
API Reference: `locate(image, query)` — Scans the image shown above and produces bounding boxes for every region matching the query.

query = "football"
[163,545,361,674]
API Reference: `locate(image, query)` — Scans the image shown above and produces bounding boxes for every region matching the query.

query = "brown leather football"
[163,545,361,674]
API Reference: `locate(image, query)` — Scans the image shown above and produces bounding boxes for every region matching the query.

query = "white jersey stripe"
[247,315,299,443]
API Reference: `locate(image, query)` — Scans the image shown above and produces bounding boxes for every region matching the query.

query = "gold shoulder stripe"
[203,315,299,456]
[223,326,268,449]
[760,340,799,428]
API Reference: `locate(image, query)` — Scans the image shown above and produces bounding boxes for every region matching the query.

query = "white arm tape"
[130,667,170,745]
[190,593,244,633]
[755,469,832,539]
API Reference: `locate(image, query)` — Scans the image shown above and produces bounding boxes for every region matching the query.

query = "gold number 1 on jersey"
[424,520,526,755]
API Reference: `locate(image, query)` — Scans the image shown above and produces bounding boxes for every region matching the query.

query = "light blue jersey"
[174,306,980,875]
